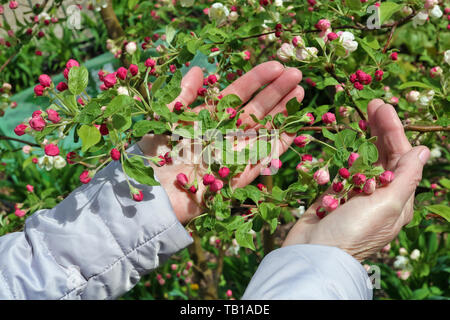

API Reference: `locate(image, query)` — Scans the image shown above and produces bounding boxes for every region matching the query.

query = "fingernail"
[418,148,430,164]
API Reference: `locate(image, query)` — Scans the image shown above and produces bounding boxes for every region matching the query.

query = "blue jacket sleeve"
[0,144,193,300]
[242,244,373,300]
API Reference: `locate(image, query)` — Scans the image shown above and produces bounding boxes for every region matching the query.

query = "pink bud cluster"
[313,152,395,219]
[349,70,374,91]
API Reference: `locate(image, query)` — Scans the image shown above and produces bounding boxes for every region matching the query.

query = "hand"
[138,62,304,225]
[282,99,431,261]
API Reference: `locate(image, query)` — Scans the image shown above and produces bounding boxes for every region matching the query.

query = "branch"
[0,135,39,147]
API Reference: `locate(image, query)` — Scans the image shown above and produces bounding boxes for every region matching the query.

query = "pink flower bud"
[38,74,52,88]
[210,179,224,192]
[257,183,266,191]
[29,116,46,131]
[430,183,438,190]
[169,64,177,73]
[306,113,315,125]
[375,69,384,81]
[34,85,45,96]
[132,190,144,202]
[116,67,128,80]
[322,195,339,212]
[226,108,237,119]
[363,178,376,194]
[332,182,344,193]
[316,206,326,219]
[226,290,233,297]
[9,1,18,10]
[236,118,242,126]
[358,119,368,131]
[26,185,34,192]
[294,135,310,148]
[203,174,215,185]
[315,19,331,31]
[110,148,121,161]
[56,82,68,92]
[80,170,93,184]
[348,152,360,167]
[14,124,27,136]
[171,264,177,271]
[208,74,217,84]
[66,59,80,69]
[44,143,60,156]
[47,109,61,124]
[354,82,364,90]
[66,152,77,164]
[352,173,366,186]
[129,64,138,76]
[390,52,398,61]
[145,58,156,68]
[176,173,189,187]
[103,73,117,88]
[174,101,184,111]
[301,154,313,162]
[218,167,230,178]
[270,159,282,169]
[379,170,394,186]
[313,168,330,185]
[321,112,336,124]
[15,209,26,217]
[338,168,350,179]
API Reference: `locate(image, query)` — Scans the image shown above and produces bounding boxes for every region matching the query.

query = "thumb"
[388,146,430,207]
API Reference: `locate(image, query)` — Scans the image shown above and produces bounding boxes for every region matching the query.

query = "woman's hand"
[282,99,430,261]
[138,62,304,225]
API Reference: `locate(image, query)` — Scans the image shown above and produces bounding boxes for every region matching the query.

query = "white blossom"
[296,47,318,61]
[117,86,129,95]
[277,43,295,62]
[180,0,195,7]
[38,155,54,171]
[412,10,428,28]
[53,156,67,169]
[410,249,420,260]
[125,42,137,55]
[445,50,450,65]
[339,31,358,53]
[393,255,409,269]
[429,5,443,19]
[209,3,229,25]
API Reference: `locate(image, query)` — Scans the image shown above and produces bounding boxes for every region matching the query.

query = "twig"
[0,135,39,147]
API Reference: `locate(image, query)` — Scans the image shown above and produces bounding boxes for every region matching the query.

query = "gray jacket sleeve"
[0,144,193,300]
[242,244,373,300]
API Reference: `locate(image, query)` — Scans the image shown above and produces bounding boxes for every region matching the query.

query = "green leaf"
[425,204,450,222]
[235,222,255,250]
[104,95,134,117]
[439,178,450,189]
[335,129,357,150]
[347,0,362,10]
[123,156,160,186]
[217,94,241,113]
[75,101,102,124]
[133,120,168,137]
[358,142,378,164]
[77,124,101,153]
[68,66,89,95]
[155,70,182,104]
[322,128,336,141]
[379,2,402,24]
[244,185,261,204]
[397,81,436,90]
[151,75,167,95]
[165,25,177,44]
[286,97,301,116]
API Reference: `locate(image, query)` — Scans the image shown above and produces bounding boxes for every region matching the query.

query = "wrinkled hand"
[138,62,304,225]
[282,99,430,261]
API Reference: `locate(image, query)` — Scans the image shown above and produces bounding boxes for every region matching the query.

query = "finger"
[372,103,412,169]
[167,66,204,111]
[239,68,303,127]
[230,132,295,188]
[376,146,429,209]
[257,85,305,130]
[367,98,385,138]
[219,61,284,104]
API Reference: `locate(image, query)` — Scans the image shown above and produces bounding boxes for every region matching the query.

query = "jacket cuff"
[242,244,373,300]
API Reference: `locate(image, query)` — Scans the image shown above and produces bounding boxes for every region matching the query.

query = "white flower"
[117,86,129,95]
[339,31,358,53]
[296,47,318,61]
[38,155,54,171]
[417,95,432,107]
[405,90,420,103]
[125,42,137,55]
[410,249,420,260]
[429,5,443,19]
[274,0,284,6]
[430,146,442,159]
[445,50,450,65]
[399,247,408,256]
[38,12,50,21]
[277,43,295,62]
[394,255,409,269]
[412,10,428,28]
[22,145,32,154]
[228,11,238,22]
[292,206,305,218]
[53,156,67,169]
[180,0,194,7]
[209,3,229,25]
